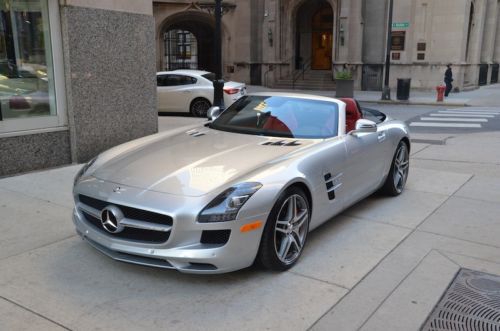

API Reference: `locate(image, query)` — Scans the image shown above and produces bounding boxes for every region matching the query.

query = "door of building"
[312,32,332,70]
[311,6,333,70]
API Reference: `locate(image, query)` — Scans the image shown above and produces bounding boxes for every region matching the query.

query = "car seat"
[339,98,362,133]
[262,104,298,134]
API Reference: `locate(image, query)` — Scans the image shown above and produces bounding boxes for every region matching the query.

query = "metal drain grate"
[421,268,500,331]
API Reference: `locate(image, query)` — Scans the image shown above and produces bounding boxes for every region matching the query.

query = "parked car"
[0,90,50,119]
[156,69,246,116]
[73,94,410,274]
[0,66,50,119]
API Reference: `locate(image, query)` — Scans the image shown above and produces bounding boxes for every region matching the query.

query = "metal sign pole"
[213,0,225,110]
[382,0,394,100]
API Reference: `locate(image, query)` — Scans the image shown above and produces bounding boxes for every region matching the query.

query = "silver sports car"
[73,93,410,274]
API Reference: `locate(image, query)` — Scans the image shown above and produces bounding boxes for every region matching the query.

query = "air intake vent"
[200,230,231,245]
[186,129,206,137]
[261,140,301,146]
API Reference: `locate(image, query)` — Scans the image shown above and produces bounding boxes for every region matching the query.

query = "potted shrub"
[335,70,354,98]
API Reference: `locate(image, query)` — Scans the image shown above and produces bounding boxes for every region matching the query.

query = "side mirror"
[207,106,221,121]
[349,119,377,135]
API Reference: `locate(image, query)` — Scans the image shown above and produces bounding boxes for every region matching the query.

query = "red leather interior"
[263,116,292,134]
[339,98,362,133]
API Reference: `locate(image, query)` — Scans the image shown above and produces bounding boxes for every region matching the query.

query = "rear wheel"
[381,141,409,196]
[190,98,211,117]
[257,187,310,271]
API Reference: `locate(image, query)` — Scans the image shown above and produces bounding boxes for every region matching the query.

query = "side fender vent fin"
[324,173,343,201]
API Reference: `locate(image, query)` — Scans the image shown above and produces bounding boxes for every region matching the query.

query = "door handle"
[377,132,386,142]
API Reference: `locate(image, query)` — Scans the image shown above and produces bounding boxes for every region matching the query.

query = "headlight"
[198,182,262,223]
[73,157,97,186]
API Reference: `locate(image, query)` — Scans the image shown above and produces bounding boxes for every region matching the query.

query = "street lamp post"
[213,0,225,110]
[381,0,394,100]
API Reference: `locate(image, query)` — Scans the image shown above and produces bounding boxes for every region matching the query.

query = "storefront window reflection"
[0,0,55,120]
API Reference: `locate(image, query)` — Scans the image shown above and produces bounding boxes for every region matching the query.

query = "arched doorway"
[311,6,333,69]
[160,12,215,72]
[295,0,334,70]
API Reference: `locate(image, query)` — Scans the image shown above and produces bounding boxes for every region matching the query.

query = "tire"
[190,98,211,117]
[381,140,410,196]
[257,186,310,271]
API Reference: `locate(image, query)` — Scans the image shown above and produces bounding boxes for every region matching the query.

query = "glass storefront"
[0,0,63,133]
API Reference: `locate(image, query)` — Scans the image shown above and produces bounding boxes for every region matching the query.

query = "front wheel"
[381,141,409,196]
[190,98,211,117]
[257,187,310,271]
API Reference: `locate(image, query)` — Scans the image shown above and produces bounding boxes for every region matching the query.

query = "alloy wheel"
[191,99,210,117]
[274,194,309,265]
[393,144,409,193]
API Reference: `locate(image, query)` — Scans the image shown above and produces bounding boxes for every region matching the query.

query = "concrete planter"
[335,79,354,98]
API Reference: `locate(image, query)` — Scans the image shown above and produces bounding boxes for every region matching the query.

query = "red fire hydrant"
[436,85,446,102]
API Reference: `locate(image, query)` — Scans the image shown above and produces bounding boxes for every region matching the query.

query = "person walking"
[444,64,453,97]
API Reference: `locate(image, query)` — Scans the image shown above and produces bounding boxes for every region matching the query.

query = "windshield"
[211,95,339,139]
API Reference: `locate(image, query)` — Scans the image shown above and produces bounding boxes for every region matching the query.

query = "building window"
[0,0,66,136]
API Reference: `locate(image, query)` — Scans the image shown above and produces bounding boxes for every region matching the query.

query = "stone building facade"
[154,0,500,91]
[0,0,157,177]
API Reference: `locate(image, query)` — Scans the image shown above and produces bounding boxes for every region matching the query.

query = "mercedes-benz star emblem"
[100,206,125,234]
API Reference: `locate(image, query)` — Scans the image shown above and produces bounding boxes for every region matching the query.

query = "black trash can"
[397,78,411,101]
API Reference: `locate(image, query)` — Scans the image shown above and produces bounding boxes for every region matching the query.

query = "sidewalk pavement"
[248,82,500,107]
[1,120,500,330]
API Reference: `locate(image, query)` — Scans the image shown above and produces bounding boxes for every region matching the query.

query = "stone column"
[464,0,488,87]
[481,0,498,62]
[481,0,499,82]
[347,0,364,88]
[337,0,349,62]
[493,3,500,63]
[61,0,158,163]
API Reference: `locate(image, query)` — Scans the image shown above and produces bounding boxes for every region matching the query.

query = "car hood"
[93,127,313,197]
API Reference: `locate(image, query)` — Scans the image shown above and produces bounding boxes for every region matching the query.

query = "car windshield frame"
[210,95,339,139]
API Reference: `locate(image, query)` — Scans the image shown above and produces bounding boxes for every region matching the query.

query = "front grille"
[200,230,231,245]
[82,211,170,244]
[78,194,173,244]
[79,195,172,226]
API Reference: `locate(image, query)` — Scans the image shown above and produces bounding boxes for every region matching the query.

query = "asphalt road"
[363,103,500,134]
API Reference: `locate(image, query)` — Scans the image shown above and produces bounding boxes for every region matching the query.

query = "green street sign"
[392,22,410,29]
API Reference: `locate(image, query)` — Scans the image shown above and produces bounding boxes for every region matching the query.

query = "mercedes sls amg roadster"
[72,93,410,274]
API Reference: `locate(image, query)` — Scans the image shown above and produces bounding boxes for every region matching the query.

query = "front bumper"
[73,178,269,274]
